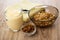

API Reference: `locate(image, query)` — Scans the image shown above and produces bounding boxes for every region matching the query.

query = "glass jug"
[5,9,24,32]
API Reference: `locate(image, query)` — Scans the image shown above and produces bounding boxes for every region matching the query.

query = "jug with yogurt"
[5,8,23,32]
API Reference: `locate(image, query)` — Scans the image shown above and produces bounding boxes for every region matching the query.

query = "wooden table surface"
[0,10,60,40]
[0,16,60,40]
[0,0,60,40]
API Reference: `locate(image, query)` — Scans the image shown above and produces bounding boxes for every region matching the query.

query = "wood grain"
[0,14,60,40]
[0,0,60,40]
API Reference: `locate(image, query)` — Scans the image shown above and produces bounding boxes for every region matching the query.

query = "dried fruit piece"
[22,24,34,33]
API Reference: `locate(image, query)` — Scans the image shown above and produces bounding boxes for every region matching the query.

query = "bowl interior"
[21,22,36,36]
[28,5,59,22]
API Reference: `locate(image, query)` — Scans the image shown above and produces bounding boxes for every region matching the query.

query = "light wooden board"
[0,17,59,40]
[0,0,60,40]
